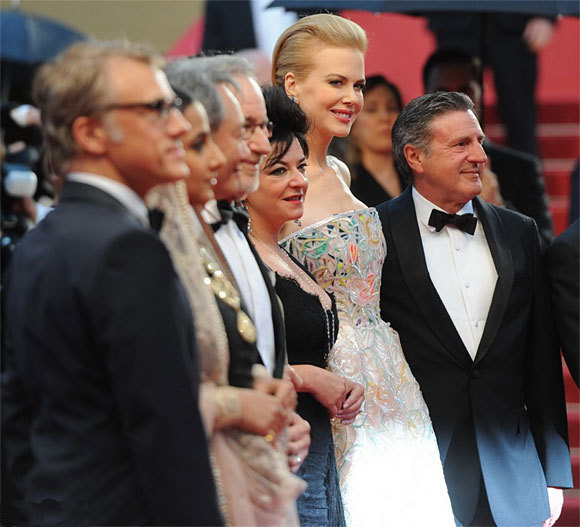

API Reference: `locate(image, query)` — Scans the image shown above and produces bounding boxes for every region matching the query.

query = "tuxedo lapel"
[387,189,472,367]
[244,232,287,379]
[473,198,514,365]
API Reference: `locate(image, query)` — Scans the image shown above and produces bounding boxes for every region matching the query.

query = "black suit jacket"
[545,219,579,386]
[2,181,223,526]
[484,139,554,250]
[215,206,287,383]
[377,188,572,526]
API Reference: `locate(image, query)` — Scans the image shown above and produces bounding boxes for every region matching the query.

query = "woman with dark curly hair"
[246,85,364,527]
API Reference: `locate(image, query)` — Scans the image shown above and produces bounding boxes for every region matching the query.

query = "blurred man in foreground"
[2,41,223,526]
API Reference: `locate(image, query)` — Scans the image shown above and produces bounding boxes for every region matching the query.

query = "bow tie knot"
[428,209,477,235]
[212,200,249,233]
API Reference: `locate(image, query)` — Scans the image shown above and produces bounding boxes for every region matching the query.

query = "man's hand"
[287,411,310,473]
[523,18,555,53]
[542,487,564,527]
[479,160,504,207]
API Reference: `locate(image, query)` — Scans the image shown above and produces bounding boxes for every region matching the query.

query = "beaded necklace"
[176,183,256,344]
[249,233,336,359]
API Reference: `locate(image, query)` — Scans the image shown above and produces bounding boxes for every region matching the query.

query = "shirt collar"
[67,172,148,225]
[201,199,222,224]
[412,186,475,233]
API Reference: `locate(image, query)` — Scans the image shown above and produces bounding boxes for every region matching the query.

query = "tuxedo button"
[471,369,480,379]
[465,282,471,288]
[473,321,479,328]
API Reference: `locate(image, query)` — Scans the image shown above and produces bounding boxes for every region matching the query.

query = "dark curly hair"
[261,85,309,169]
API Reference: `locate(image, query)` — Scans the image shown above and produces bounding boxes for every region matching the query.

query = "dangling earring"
[291,96,298,105]
[294,219,302,227]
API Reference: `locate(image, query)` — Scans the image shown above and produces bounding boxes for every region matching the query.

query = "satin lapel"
[244,232,287,378]
[387,189,472,367]
[473,198,513,365]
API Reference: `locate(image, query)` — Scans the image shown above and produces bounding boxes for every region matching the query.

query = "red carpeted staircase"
[485,102,580,526]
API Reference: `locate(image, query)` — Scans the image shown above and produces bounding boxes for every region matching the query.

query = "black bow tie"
[147,208,165,232]
[428,209,477,235]
[212,200,249,233]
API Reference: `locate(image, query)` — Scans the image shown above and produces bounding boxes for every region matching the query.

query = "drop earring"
[294,219,302,227]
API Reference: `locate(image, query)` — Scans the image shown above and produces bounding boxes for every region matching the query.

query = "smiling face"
[246,138,308,233]
[352,83,401,155]
[181,101,226,205]
[234,75,271,200]
[287,45,365,141]
[409,109,487,212]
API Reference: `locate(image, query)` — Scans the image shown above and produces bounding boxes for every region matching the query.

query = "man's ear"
[404,144,425,175]
[284,72,298,100]
[71,116,109,156]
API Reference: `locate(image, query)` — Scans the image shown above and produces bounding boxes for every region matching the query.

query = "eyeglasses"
[242,120,273,140]
[96,97,184,123]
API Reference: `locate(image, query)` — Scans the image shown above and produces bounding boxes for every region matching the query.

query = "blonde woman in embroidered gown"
[271,14,455,526]
[147,91,304,526]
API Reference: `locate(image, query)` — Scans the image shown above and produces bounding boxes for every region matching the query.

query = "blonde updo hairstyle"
[271,14,367,90]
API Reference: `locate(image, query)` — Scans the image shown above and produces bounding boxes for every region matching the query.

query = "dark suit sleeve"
[92,230,223,526]
[1,323,33,525]
[491,146,554,251]
[544,224,579,386]
[525,219,573,487]
[510,156,554,251]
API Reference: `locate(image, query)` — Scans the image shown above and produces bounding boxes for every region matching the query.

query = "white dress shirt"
[67,172,148,225]
[202,200,276,375]
[412,187,497,360]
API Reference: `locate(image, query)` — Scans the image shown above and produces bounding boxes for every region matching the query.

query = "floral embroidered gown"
[281,208,455,527]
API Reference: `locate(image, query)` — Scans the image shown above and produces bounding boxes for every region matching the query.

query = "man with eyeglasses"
[1,41,223,526]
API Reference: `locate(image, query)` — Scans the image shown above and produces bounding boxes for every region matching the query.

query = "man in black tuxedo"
[1,41,223,526]
[377,91,572,526]
[545,219,579,387]
[423,48,554,250]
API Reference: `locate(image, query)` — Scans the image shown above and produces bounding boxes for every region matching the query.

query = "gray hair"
[165,58,227,131]
[200,54,257,81]
[392,91,474,184]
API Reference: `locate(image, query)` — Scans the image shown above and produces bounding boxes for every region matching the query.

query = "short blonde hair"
[33,40,162,176]
[272,13,367,88]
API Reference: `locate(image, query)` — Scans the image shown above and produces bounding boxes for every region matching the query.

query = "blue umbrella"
[0,10,86,64]
[268,0,580,16]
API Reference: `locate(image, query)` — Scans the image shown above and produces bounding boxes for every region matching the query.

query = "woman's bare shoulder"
[327,155,351,187]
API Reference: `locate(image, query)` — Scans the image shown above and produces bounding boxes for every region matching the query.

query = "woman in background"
[246,85,364,527]
[347,75,406,206]
[271,13,454,526]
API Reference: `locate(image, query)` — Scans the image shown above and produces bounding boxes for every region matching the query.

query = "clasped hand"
[236,377,297,437]
[301,366,364,423]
